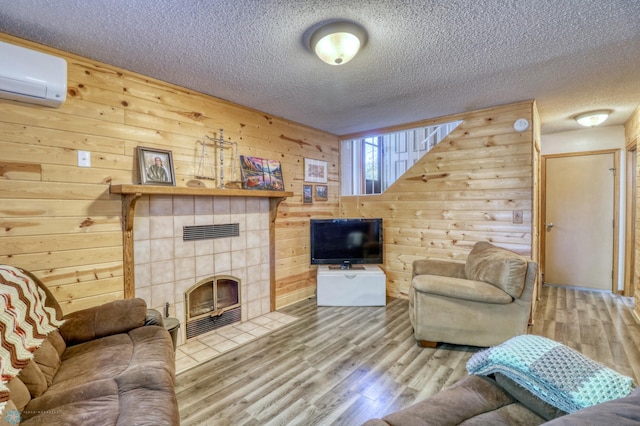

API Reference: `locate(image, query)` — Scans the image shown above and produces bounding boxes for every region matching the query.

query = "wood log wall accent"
[0,33,339,313]
[339,101,538,299]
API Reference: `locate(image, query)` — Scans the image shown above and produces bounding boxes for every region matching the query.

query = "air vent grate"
[183,223,240,241]
[186,307,241,339]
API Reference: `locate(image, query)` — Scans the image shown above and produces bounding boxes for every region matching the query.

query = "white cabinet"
[316,265,386,306]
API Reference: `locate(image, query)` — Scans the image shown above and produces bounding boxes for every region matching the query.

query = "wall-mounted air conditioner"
[0,41,67,108]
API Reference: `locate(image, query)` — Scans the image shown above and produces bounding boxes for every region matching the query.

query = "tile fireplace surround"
[132,195,272,347]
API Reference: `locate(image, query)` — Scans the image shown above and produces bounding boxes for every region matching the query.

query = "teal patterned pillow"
[467,335,634,413]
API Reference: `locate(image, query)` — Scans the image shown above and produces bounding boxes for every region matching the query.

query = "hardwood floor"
[176,285,640,425]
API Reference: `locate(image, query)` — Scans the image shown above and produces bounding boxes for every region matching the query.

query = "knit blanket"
[467,335,634,413]
[0,265,64,412]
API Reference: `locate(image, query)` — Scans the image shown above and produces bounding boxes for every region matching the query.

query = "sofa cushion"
[46,330,66,357]
[458,402,544,425]
[17,360,47,398]
[49,326,172,393]
[494,373,567,421]
[412,275,513,304]
[363,375,520,426]
[21,379,120,424]
[466,335,634,413]
[6,377,30,411]
[0,400,19,426]
[543,386,640,425]
[33,339,61,387]
[465,242,528,298]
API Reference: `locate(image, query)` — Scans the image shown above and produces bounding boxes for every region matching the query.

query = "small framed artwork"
[304,158,328,183]
[315,185,328,201]
[137,146,176,186]
[303,184,313,204]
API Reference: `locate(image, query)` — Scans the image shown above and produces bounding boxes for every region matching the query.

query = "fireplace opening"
[185,275,241,339]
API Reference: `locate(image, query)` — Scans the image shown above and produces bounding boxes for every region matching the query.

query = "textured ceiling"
[0,0,639,136]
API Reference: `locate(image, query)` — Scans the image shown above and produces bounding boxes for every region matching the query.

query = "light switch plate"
[78,150,91,167]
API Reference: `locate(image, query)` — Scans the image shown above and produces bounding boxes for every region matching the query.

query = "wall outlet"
[513,210,523,224]
[78,150,91,167]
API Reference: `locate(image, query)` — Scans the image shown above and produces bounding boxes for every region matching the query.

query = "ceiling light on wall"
[310,21,367,66]
[574,110,612,127]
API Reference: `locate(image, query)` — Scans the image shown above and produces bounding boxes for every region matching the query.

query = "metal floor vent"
[186,307,241,339]
[183,223,240,241]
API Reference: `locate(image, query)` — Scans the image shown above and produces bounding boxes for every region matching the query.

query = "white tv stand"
[316,265,386,306]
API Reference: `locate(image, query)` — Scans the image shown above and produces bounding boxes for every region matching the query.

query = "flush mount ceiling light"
[310,21,367,66]
[574,110,612,127]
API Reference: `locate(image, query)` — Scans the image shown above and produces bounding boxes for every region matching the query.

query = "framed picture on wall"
[137,146,176,186]
[304,158,328,183]
[303,184,313,204]
[239,156,285,191]
[315,185,328,201]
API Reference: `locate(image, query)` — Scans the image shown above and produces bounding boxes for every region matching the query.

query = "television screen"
[310,218,383,267]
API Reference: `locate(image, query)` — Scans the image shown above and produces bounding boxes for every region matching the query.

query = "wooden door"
[543,152,615,290]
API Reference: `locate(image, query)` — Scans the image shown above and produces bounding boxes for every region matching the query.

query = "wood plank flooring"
[176,285,640,425]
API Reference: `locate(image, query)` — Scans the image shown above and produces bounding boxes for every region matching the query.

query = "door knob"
[546,223,554,231]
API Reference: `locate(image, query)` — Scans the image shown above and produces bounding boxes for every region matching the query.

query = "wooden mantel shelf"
[111,184,292,305]
[110,184,293,199]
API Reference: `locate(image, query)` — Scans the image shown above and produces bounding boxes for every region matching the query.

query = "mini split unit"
[0,41,67,108]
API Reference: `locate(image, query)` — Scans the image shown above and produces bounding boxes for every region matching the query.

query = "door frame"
[624,140,637,296]
[540,149,620,291]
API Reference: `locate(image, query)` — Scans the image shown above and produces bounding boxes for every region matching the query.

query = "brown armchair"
[409,241,537,347]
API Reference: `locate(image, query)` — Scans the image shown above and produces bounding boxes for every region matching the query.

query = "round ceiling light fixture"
[574,110,612,127]
[310,21,367,66]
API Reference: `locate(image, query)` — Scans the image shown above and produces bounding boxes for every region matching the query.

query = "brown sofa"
[362,374,640,426]
[364,334,638,425]
[1,268,179,426]
[409,241,537,347]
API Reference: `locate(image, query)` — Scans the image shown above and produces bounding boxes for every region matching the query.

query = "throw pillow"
[464,241,528,298]
[466,335,635,413]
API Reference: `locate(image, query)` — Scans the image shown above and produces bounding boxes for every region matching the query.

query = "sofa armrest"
[413,259,466,279]
[59,298,147,346]
[145,308,165,326]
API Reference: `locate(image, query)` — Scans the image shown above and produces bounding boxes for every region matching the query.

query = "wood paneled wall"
[626,105,640,318]
[0,33,339,313]
[340,101,537,299]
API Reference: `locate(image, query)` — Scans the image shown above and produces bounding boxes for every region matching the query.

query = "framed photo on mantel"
[137,146,176,186]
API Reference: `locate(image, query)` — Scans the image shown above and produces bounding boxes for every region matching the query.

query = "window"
[341,120,462,195]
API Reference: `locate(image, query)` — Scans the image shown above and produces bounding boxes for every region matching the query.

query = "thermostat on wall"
[513,118,529,132]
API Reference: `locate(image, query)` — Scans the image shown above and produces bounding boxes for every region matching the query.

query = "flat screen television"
[310,218,383,269]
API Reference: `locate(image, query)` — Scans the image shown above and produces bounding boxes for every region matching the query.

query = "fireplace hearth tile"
[246,325,270,337]
[191,347,220,362]
[175,311,298,375]
[210,339,239,353]
[229,333,255,345]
